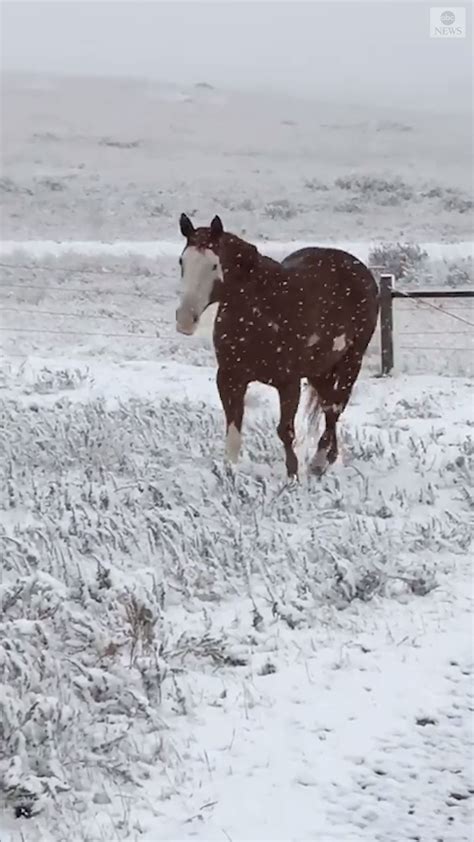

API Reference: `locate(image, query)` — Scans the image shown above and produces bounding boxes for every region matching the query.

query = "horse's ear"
[210,215,224,239]
[179,213,194,239]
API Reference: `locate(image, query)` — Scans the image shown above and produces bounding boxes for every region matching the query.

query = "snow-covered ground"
[0,250,473,842]
[1,247,472,377]
[0,356,473,842]
[1,240,474,262]
[1,71,473,842]
[2,73,473,244]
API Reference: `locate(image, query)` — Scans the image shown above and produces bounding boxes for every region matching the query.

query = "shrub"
[0,177,33,196]
[149,203,167,217]
[231,198,255,212]
[334,198,362,214]
[303,178,329,192]
[375,121,413,132]
[444,256,473,287]
[442,195,473,214]
[99,138,142,149]
[335,175,413,202]
[421,184,473,214]
[368,242,428,280]
[39,178,67,192]
[421,185,444,199]
[264,199,298,220]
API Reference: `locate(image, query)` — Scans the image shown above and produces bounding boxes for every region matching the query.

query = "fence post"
[379,273,394,376]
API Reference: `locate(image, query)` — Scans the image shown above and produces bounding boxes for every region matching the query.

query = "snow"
[1,70,473,842]
[142,599,472,842]
[1,248,472,377]
[1,239,473,262]
[2,73,473,244]
[1,355,473,841]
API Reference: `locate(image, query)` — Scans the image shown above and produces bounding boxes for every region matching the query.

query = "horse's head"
[175,213,225,335]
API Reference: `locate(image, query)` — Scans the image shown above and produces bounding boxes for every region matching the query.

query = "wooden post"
[379,274,394,376]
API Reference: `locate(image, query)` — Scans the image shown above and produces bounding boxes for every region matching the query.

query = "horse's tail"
[295,381,322,461]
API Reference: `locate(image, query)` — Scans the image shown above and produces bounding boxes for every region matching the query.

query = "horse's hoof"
[310,463,326,480]
[310,456,328,478]
[310,447,334,479]
[275,475,298,497]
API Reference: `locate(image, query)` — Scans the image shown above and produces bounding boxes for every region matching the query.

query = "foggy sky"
[1,1,472,113]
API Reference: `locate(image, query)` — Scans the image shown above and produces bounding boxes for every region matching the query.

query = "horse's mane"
[221,232,283,279]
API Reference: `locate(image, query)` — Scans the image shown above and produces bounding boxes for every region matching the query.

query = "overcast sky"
[1,1,472,112]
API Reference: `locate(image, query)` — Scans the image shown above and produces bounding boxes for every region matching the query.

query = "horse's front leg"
[216,368,248,464]
[276,380,301,479]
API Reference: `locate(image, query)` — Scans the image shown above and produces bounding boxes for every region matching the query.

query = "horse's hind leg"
[311,407,338,475]
[309,349,364,475]
[216,367,248,464]
[276,380,301,479]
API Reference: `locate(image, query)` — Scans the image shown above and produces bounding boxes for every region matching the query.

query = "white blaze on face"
[176,246,223,335]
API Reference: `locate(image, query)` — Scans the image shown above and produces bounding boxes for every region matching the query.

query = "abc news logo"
[430,7,466,37]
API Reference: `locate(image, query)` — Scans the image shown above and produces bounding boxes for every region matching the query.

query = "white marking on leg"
[226,422,242,463]
[307,332,320,347]
[333,333,346,352]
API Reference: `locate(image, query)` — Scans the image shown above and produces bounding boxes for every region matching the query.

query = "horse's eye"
[212,263,218,271]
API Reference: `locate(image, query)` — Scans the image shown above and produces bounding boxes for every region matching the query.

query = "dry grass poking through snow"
[0,361,473,839]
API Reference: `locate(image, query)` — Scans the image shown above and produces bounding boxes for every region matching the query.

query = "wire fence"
[392,297,473,353]
[394,293,473,329]
[0,283,150,297]
[377,273,473,374]
[0,260,155,278]
[1,259,473,369]
[1,306,159,325]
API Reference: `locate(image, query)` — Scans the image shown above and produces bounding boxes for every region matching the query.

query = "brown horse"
[176,213,379,479]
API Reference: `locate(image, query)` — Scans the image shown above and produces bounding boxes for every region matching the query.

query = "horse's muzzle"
[176,323,195,336]
[176,308,198,335]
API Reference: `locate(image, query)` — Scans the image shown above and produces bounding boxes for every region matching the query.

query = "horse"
[175,213,379,479]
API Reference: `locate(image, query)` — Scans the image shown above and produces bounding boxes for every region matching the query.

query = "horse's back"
[281,246,328,270]
[282,246,372,278]
[281,246,379,347]
[282,246,378,302]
